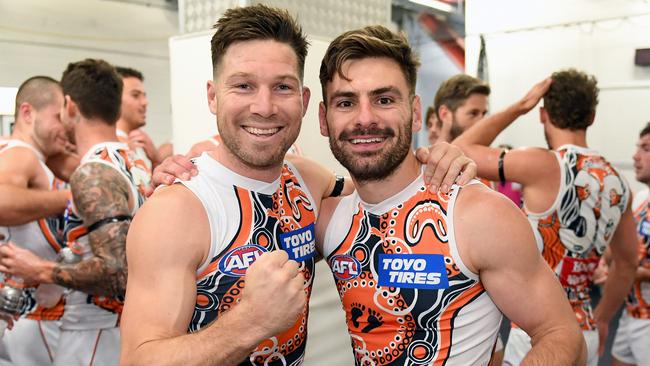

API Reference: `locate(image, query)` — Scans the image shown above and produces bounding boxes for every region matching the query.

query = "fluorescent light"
[408,0,454,13]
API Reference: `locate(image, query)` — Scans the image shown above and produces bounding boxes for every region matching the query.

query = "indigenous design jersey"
[525,144,630,330]
[627,189,650,318]
[323,175,501,366]
[210,134,303,156]
[116,128,153,187]
[62,142,147,330]
[179,153,317,366]
[0,140,66,320]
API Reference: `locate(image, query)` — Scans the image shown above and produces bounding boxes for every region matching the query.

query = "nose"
[142,94,148,109]
[356,98,376,128]
[250,87,276,118]
[633,149,641,162]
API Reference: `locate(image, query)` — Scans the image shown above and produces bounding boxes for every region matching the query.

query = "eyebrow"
[329,86,403,102]
[226,72,300,84]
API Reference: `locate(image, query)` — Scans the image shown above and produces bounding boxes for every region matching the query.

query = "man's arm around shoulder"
[455,185,586,365]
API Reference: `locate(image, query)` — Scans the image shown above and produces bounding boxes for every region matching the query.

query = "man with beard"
[314,26,585,365]
[0,76,69,365]
[120,5,475,366]
[607,122,650,366]
[430,74,490,143]
[0,59,150,365]
[452,70,638,365]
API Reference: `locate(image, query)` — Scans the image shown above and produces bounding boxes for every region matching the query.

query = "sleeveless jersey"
[61,142,147,330]
[0,139,66,320]
[626,189,650,318]
[322,174,501,366]
[209,134,303,156]
[525,144,630,330]
[178,153,317,366]
[116,128,153,185]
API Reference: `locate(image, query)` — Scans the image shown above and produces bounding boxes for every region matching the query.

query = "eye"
[277,84,292,91]
[377,97,393,105]
[236,84,251,90]
[336,100,353,108]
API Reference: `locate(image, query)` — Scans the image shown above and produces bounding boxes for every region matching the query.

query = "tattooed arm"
[52,162,132,297]
[0,162,132,297]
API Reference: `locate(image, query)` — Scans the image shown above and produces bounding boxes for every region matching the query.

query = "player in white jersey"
[313,25,585,365]
[0,60,147,365]
[452,69,638,365]
[0,76,70,365]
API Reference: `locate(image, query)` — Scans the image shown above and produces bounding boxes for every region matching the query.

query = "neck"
[10,127,41,154]
[548,128,588,150]
[209,145,283,183]
[353,152,421,204]
[75,119,119,157]
[116,119,133,134]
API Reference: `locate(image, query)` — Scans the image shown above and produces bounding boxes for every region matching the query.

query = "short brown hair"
[640,122,650,138]
[433,74,490,120]
[543,69,598,130]
[115,66,144,81]
[14,76,61,118]
[61,59,123,125]
[210,4,308,81]
[319,25,420,103]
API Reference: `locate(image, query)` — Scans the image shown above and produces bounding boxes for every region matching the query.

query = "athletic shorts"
[3,319,60,365]
[612,310,650,366]
[503,326,598,366]
[53,327,119,366]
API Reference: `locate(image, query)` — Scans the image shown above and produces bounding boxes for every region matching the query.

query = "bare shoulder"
[127,184,209,270]
[454,183,537,272]
[0,146,41,184]
[315,196,343,251]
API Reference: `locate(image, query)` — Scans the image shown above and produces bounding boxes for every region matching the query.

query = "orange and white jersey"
[61,141,147,330]
[117,128,153,182]
[322,175,501,366]
[526,144,630,330]
[0,139,66,320]
[179,153,317,366]
[209,133,303,156]
[626,189,650,318]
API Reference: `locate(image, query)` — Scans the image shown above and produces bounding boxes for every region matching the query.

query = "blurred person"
[453,69,638,365]
[0,59,150,365]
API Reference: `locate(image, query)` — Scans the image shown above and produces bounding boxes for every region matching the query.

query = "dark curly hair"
[543,69,598,130]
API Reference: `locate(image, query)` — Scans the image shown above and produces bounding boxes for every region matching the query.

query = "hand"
[0,242,49,285]
[0,312,17,331]
[240,251,306,339]
[128,129,161,166]
[151,154,198,187]
[415,142,477,193]
[517,78,552,115]
[592,257,608,285]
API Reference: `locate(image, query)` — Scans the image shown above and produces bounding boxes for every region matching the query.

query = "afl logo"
[330,255,361,281]
[219,245,267,277]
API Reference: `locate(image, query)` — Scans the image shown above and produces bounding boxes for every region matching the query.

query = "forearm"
[124,305,265,366]
[453,103,524,147]
[523,325,586,366]
[636,265,650,281]
[0,186,68,226]
[595,259,636,323]
[53,255,126,297]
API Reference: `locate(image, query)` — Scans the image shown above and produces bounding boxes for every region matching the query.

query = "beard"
[328,118,413,183]
[217,116,297,169]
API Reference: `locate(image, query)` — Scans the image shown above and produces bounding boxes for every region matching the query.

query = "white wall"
[465,0,650,192]
[0,0,177,145]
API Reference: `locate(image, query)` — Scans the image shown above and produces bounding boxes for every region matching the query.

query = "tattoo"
[52,162,131,297]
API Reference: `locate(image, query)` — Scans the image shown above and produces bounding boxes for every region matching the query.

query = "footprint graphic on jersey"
[351,303,366,328]
[361,308,384,333]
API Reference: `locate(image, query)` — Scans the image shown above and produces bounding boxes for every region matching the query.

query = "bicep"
[609,206,638,265]
[0,149,37,187]
[121,191,206,354]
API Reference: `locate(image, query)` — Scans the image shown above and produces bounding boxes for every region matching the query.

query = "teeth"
[244,127,279,136]
[351,137,384,144]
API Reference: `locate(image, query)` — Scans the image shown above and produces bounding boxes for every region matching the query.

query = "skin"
[435,92,488,143]
[121,38,477,366]
[452,77,638,357]
[0,94,133,298]
[316,57,586,365]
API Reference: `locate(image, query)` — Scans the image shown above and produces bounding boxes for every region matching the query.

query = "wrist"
[37,260,57,284]
[227,302,270,344]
